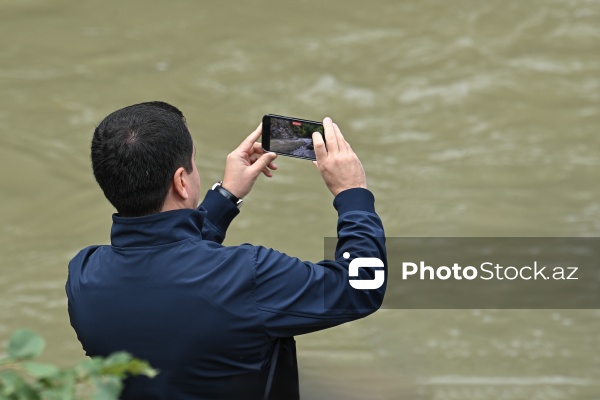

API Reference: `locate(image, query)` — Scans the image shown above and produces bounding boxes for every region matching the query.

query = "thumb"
[250,152,277,175]
[313,132,327,163]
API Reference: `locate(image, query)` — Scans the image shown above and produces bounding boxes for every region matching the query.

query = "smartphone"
[262,114,324,161]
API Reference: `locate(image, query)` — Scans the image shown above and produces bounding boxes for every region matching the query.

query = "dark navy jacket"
[66,188,386,399]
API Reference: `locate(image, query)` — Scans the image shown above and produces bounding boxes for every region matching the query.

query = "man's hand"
[312,117,367,196]
[222,123,278,199]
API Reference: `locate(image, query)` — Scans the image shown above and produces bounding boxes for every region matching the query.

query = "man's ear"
[172,167,189,200]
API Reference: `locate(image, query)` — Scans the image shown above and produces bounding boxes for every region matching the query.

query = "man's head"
[91,101,199,217]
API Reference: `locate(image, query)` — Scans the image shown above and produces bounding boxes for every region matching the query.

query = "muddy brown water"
[1,0,599,398]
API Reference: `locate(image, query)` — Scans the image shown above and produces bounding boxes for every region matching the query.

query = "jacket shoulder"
[68,245,104,271]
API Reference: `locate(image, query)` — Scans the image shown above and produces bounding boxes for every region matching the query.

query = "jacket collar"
[110,208,206,247]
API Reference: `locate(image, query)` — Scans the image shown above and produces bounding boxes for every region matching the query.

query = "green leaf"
[123,359,158,379]
[91,376,122,400]
[16,383,42,400]
[7,329,45,361]
[102,352,132,366]
[99,353,158,379]
[1,330,157,400]
[0,370,21,395]
[39,385,74,400]
[0,357,12,366]
[73,358,102,380]
[0,370,40,400]
[21,362,59,379]
[37,371,75,400]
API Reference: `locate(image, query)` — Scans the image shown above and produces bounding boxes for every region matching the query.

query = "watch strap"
[212,181,243,208]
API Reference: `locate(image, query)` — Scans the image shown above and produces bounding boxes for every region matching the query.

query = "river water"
[1,0,599,398]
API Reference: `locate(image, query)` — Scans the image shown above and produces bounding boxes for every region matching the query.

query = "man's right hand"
[221,124,278,200]
[312,117,367,197]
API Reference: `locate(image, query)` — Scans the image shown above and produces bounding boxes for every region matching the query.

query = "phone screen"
[262,114,324,161]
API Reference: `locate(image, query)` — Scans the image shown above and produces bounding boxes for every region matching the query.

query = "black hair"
[91,101,194,217]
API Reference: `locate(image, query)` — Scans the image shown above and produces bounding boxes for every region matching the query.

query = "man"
[66,101,386,399]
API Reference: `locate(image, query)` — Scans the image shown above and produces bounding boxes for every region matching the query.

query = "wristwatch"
[212,181,243,209]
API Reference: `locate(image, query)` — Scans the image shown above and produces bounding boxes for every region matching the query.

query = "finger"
[262,166,273,177]
[312,160,319,168]
[332,123,349,152]
[238,123,263,152]
[251,142,265,155]
[249,153,277,170]
[323,117,339,153]
[255,157,277,170]
[250,152,278,175]
[249,153,260,164]
[313,132,327,163]
[346,140,355,156]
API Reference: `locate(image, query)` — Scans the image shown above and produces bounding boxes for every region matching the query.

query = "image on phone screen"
[263,115,324,161]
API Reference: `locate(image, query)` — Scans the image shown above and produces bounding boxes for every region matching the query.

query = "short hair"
[91,101,194,217]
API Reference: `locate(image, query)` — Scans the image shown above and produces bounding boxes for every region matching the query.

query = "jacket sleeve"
[198,189,240,244]
[251,188,387,338]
